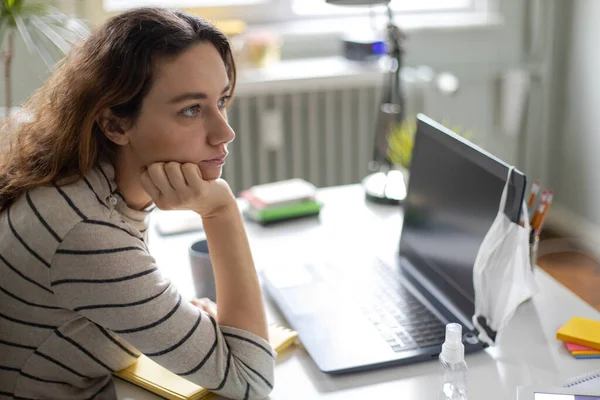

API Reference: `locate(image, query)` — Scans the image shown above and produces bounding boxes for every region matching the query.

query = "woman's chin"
[199,165,223,181]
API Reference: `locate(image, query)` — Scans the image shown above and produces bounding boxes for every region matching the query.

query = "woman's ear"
[97,108,130,146]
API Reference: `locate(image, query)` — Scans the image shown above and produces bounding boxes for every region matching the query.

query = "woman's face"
[122,42,235,181]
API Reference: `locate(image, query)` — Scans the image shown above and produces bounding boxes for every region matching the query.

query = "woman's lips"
[201,155,227,166]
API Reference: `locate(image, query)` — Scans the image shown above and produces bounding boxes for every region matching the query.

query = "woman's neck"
[113,150,153,210]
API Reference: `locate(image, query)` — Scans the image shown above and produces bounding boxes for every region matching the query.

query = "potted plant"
[1,0,88,117]
[387,116,474,180]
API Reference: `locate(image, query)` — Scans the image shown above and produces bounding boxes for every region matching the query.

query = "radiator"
[222,57,429,194]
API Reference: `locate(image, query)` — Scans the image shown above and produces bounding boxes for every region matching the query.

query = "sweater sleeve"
[51,221,275,400]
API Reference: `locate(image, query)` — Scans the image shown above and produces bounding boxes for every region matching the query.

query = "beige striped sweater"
[0,161,275,400]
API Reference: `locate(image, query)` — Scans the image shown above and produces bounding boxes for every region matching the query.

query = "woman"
[0,7,274,400]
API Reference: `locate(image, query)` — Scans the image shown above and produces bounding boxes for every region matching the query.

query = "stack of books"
[557,316,600,359]
[240,179,323,225]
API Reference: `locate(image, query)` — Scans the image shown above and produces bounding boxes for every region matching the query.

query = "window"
[104,0,268,12]
[104,0,485,24]
[293,0,475,16]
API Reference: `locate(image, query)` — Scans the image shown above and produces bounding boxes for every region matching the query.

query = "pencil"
[527,179,541,214]
[530,189,548,229]
[535,190,554,235]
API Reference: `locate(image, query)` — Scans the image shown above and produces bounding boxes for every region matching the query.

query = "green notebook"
[244,200,323,223]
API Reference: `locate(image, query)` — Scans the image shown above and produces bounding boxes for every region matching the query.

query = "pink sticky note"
[565,342,600,352]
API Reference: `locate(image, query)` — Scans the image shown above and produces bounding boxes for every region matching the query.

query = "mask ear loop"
[472,165,516,346]
[472,316,495,346]
[498,166,514,218]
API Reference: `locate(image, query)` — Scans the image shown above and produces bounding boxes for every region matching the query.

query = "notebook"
[556,316,600,351]
[114,324,298,400]
[241,179,317,209]
[562,369,600,390]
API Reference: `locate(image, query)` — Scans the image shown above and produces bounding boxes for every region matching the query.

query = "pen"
[530,189,548,229]
[535,190,554,235]
[527,179,541,215]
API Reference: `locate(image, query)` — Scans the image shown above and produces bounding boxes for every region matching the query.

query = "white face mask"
[472,167,538,346]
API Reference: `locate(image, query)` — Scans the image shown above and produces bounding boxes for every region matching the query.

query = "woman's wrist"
[198,199,240,222]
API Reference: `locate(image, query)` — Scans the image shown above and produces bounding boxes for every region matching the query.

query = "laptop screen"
[398,114,526,321]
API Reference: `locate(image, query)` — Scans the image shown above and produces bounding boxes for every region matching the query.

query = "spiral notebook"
[114,324,298,400]
[562,369,600,390]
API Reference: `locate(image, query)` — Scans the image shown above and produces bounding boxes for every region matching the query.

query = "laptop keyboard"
[324,257,447,352]
[367,260,447,351]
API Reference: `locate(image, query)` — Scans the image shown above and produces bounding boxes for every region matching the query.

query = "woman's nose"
[208,109,235,145]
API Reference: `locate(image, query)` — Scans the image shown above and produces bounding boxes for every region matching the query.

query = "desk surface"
[116,185,600,400]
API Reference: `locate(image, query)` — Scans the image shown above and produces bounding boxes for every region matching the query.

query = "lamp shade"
[325,0,391,6]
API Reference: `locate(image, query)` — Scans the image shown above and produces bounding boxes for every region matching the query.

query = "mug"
[189,239,217,302]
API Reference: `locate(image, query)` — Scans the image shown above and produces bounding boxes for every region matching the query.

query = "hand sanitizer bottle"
[439,323,468,400]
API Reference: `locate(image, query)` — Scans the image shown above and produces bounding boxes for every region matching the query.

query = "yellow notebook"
[556,317,600,351]
[114,324,298,400]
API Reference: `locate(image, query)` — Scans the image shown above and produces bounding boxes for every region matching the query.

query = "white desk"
[116,185,600,399]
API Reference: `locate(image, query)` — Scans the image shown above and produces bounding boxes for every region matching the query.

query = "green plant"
[387,116,474,169]
[0,0,88,116]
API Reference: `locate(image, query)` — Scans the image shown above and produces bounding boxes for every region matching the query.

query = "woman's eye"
[181,105,200,118]
[218,96,231,109]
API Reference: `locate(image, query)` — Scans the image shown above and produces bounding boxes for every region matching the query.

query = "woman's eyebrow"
[168,84,231,104]
[169,92,207,103]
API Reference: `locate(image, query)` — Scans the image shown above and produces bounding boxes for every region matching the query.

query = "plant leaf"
[42,9,89,40]
[18,3,49,17]
[29,14,70,53]
[12,14,36,53]
[4,3,89,71]
[62,18,89,39]
[27,24,55,69]
[46,23,78,44]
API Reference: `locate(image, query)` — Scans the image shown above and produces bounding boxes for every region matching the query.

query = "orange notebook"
[114,324,298,400]
[556,317,600,351]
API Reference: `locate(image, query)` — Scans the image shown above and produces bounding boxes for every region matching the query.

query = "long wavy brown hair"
[0,7,236,212]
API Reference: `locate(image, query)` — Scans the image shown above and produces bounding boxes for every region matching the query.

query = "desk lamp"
[327,0,407,205]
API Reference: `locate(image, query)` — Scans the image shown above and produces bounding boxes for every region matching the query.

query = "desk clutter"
[557,316,600,359]
[524,179,554,240]
[240,178,323,225]
[524,179,554,265]
[114,324,298,400]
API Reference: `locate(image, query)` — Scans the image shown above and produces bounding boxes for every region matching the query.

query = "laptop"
[261,114,527,374]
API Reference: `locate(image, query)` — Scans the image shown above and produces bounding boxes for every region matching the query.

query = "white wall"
[556,0,600,221]
[544,0,600,252]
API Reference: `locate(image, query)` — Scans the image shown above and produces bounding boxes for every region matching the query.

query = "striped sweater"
[0,161,275,400]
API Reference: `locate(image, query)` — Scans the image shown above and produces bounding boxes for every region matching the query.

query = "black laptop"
[261,114,527,374]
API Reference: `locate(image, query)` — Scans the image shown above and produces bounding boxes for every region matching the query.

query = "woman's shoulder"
[15,177,113,242]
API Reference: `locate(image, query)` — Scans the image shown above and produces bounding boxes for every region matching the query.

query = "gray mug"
[189,239,217,302]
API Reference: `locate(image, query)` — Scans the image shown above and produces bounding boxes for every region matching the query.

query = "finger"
[196,297,212,306]
[164,162,187,192]
[147,163,176,197]
[190,298,217,317]
[140,170,161,200]
[190,298,203,307]
[202,299,217,318]
[182,163,204,191]
[190,297,213,308]
[208,301,217,314]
